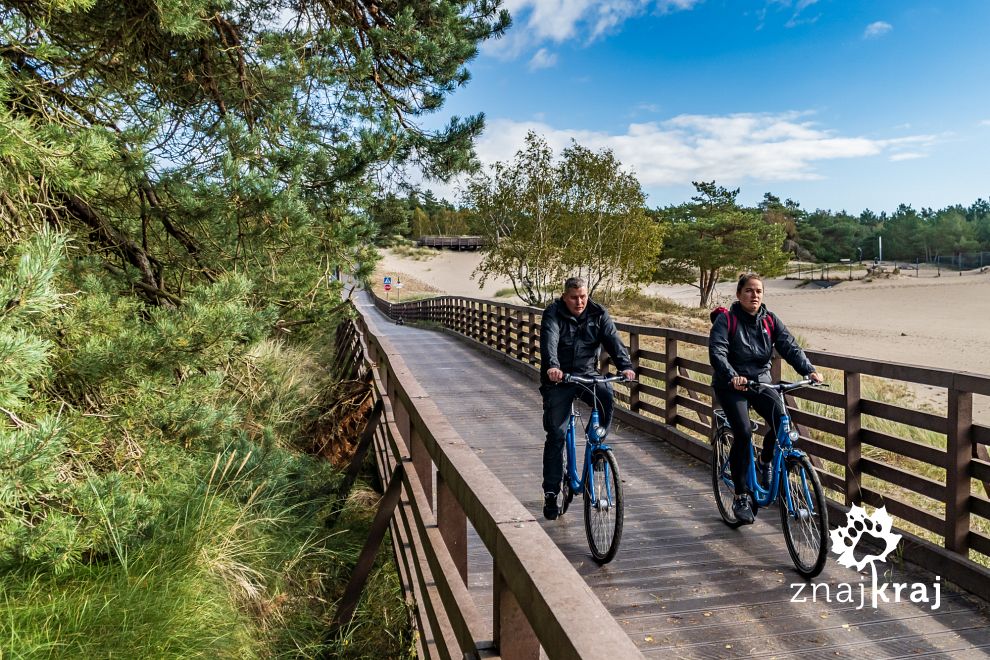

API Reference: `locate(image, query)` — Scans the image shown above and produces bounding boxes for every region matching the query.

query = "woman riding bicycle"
[708,273,822,525]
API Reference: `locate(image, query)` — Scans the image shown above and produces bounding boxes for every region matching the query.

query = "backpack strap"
[762,313,775,340]
[713,306,737,337]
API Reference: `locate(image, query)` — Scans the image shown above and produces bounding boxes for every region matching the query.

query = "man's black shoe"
[543,492,559,520]
[732,494,755,525]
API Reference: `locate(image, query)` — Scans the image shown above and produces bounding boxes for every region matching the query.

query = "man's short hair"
[564,276,587,293]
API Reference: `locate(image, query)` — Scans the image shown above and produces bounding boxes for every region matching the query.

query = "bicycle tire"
[779,453,829,578]
[583,448,623,564]
[711,428,742,528]
[560,442,574,515]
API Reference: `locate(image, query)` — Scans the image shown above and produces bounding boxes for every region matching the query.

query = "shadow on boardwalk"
[358,294,990,658]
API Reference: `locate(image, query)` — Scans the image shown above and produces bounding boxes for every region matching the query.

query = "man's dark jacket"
[709,301,814,387]
[540,298,633,386]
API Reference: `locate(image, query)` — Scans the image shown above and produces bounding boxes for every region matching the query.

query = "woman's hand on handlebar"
[808,371,823,384]
[731,375,749,391]
[547,367,564,383]
[621,369,636,382]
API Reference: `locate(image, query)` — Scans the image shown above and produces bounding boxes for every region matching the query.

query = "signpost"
[384,276,392,299]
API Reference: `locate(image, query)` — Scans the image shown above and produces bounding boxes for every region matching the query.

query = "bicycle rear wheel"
[779,454,829,578]
[584,448,623,564]
[711,428,742,528]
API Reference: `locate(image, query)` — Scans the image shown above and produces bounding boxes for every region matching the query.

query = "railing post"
[436,472,467,582]
[664,336,678,426]
[629,331,641,413]
[946,386,973,554]
[844,371,862,506]
[410,425,434,511]
[514,310,524,361]
[493,565,539,659]
[528,311,538,365]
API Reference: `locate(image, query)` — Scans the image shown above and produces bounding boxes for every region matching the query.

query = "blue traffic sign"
[383,276,392,285]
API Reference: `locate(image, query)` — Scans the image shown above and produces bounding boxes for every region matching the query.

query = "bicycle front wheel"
[779,454,829,578]
[711,428,742,528]
[583,448,623,564]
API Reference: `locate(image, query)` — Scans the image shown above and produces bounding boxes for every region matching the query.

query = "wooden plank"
[860,428,946,467]
[796,436,845,465]
[789,408,845,437]
[638,348,666,363]
[860,399,947,433]
[677,356,713,375]
[860,486,944,534]
[860,457,946,500]
[638,365,664,382]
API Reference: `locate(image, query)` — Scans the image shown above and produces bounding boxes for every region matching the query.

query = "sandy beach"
[376,248,990,419]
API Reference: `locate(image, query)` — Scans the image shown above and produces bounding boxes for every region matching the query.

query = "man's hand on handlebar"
[621,369,636,382]
[808,371,823,384]
[547,367,564,383]
[731,375,748,391]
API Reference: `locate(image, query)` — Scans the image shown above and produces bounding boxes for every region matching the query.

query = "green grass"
[494,287,517,298]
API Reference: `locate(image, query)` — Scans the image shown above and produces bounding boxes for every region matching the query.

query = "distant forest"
[372,190,990,265]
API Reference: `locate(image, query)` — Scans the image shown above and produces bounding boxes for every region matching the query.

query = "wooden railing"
[417,235,485,250]
[332,303,644,659]
[371,292,990,600]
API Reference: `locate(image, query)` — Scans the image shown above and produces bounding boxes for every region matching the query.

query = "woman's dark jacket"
[540,298,633,386]
[709,301,815,388]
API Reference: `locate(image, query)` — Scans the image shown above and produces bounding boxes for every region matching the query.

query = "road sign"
[384,283,392,291]
[383,276,392,285]
[396,281,404,289]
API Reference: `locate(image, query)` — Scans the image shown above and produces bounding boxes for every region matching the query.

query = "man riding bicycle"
[540,277,636,520]
[709,273,822,525]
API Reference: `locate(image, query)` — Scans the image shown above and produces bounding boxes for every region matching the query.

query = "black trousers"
[713,385,785,496]
[540,381,614,494]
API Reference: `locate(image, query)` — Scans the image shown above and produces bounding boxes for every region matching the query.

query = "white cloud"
[528,48,558,70]
[427,113,935,199]
[864,21,893,39]
[979,119,990,127]
[484,0,703,59]
[418,112,937,203]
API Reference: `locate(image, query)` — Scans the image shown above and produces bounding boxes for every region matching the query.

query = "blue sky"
[422,0,990,215]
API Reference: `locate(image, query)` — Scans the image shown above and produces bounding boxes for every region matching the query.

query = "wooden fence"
[371,292,990,600]
[417,235,485,250]
[332,304,644,659]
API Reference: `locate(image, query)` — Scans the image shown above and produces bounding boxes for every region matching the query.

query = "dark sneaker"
[543,492,559,520]
[732,494,755,525]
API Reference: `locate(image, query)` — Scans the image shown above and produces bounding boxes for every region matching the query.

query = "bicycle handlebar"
[745,378,828,392]
[564,373,632,385]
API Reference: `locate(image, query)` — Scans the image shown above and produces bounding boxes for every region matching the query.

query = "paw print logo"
[829,505,902,571]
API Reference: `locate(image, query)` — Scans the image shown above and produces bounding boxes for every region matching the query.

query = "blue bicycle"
[711,379,830,578]
[557,373,628,564]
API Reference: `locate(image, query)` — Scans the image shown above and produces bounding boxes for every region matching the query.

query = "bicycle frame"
[561,377,620,509]
[718,381,821,518]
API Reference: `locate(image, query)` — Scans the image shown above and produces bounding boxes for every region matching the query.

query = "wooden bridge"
[332,289,990,659]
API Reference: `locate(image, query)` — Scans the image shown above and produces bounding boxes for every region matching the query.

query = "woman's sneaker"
[732,494,755,524]
[543,492,559,520]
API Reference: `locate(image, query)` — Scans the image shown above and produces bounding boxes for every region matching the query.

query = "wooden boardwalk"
[358,295,990,658]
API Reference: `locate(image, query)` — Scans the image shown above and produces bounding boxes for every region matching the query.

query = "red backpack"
[711,306,775,340]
